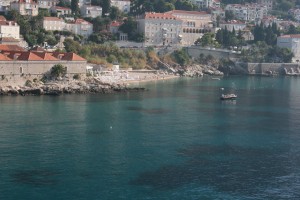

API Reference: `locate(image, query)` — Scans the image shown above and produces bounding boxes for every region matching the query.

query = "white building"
[289,9,300,22]
[0,0,15,12]
[190,0,212,8]
[66,19,93,37]
[43,17,66,31]
[225,3,268,22]
[0,18,20,39]
[78,0,91,6]
[10,0,39,16]
[111,0,130,13]
[257,0,273,11]
[43,17,93,37]
[80,5,102,18]
[50,6,72,17]
[38,0,58,9]
[220,20,247,31]
[137,12,182,46]
[210,7,225,22]
[277,34,300,62]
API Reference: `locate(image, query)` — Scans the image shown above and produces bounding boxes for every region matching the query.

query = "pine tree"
[71,0,80,15]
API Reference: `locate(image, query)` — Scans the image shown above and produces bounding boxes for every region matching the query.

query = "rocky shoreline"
[0,78,146,96]
[0,65,224,96]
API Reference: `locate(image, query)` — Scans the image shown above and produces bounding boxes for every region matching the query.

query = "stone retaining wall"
[245,63,300,75]
[0,60,87,81]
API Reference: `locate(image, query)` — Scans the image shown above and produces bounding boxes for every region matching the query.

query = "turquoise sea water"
[1,76,300,200]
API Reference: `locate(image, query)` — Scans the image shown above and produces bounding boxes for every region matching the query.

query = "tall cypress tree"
[71,0,80,15]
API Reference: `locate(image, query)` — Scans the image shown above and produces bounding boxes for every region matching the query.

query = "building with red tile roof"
[51,52,86,61]
[34,52,59,60]
[16,52,44,61]
[0,50,87,80]
[10,0,39,16]
[137,10,213,46]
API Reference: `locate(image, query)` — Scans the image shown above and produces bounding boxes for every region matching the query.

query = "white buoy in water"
[110,126,112,129]
[220,88,224,90]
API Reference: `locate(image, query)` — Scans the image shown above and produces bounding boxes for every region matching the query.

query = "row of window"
[182,29,210,33]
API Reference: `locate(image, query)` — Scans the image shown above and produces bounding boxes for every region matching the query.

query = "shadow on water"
[127,106,169,114]
[10,169,60,186]
[130,144,300,197]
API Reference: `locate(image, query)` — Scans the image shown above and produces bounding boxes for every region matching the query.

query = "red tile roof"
[166,10,209,15]
[0,16,6,21]
[145,12,178,20]
[0,53,12,61]
[16,52,44,61]
[73,19,92,25]
[53,6,71,10]
[34,52,59,60]
[279,34,300,38]
[61,52,86,61]
[0,21,18,26]
[110,21,122,27]
[44,17,64,21]
[16,0,37,4]
[0,45,25,51]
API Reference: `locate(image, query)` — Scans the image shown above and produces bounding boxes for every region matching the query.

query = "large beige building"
[137,12,182,46]
[165,10,213,45]
[10,0,39,16]
[43,17,93,37]
[137,10,213,46]
[0,20,20,39]
[225,3,268,22]
[66,19,93,37]
[43,17,65,31]
[38,0,58,9]
[111,0,130,13]
[0,0,15,12]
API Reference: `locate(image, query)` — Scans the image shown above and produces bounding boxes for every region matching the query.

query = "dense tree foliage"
[71,0,80,15]
[92,0,110,16]
[194,33,218,47]
[130,0,197,15]
[51,64,67,78]
[240,42,293,63]
[215,27,245,48]
[253,23,279,45]
[172,48,190,66]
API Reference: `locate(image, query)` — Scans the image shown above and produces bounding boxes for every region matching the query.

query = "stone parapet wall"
[246,63,300,75]
[0,60,86,76]
[186,46,240,61]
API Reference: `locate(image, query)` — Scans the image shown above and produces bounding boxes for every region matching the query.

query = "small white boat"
[220,94,237,100]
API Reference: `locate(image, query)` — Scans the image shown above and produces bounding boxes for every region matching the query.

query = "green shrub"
[51,64,66,78]
[73,74,80,80]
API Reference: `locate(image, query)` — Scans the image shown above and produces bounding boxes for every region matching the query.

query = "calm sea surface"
[1,76,300,200]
